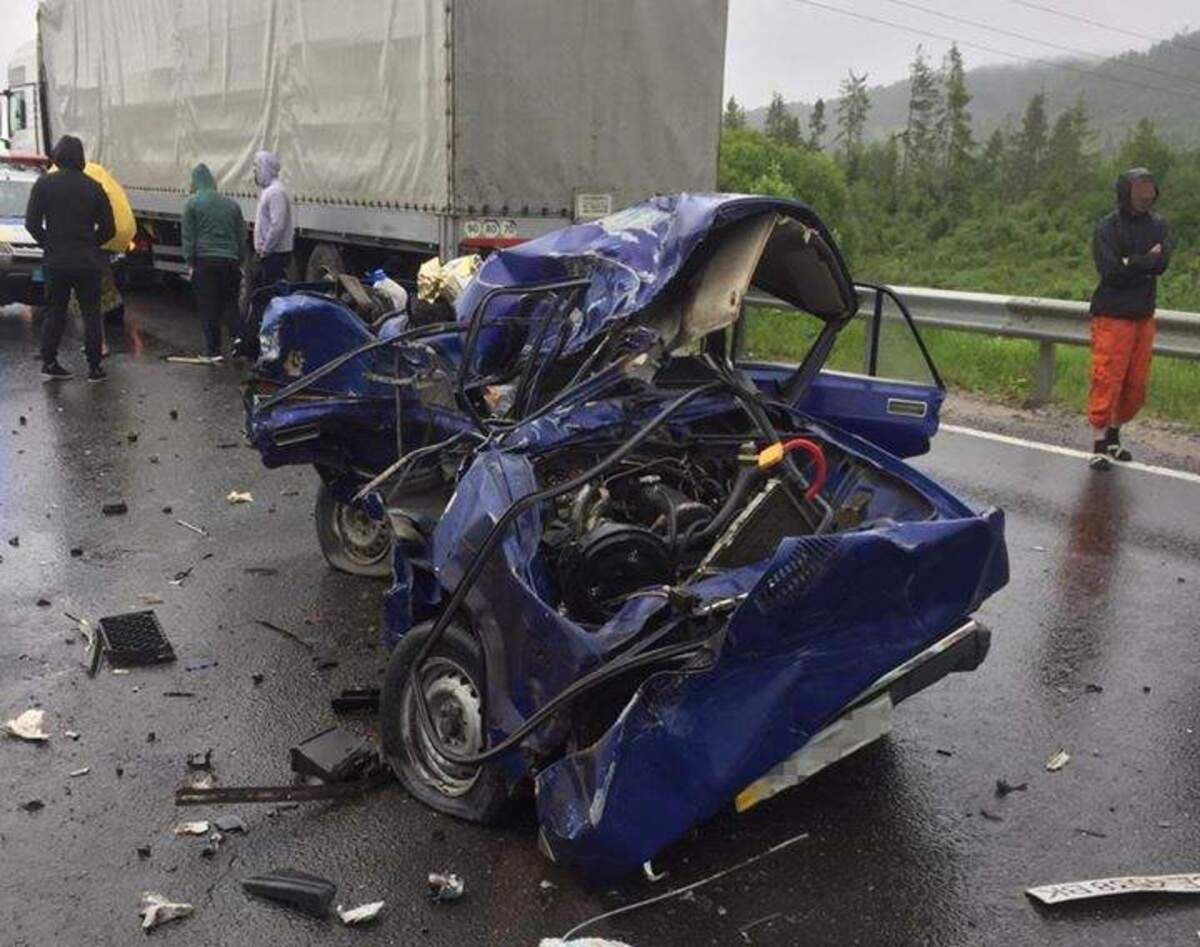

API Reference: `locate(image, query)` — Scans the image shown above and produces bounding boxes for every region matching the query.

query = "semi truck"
[2,0,729,283]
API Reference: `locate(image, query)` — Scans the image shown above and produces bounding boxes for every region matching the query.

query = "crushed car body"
[244,194,1009,880]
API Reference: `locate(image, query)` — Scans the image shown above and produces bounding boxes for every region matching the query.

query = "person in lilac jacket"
[237,150,294,357]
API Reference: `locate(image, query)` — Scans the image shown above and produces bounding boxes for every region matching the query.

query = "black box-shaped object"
[98,610,175,667]
[289,727,376,783]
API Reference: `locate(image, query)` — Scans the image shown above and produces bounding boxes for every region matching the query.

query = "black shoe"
[1089,453,1111,471]
[1103,427,1131,461]
[41,362,73,380]
[87,366,107,383]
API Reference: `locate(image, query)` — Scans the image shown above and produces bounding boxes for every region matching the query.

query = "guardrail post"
[1030,340,1055,406]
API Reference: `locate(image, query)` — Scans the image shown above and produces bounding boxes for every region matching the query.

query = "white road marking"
[939,423,1200,487]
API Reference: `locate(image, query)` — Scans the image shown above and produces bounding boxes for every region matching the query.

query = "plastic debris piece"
[5,708,49,742]
[174,821,210,836]
[290,727,376,783]
[70,547,83,557]
[242,869,337,917]
[995,779,1028,797]
[20,799,44,812]
[185,658,217,672]
[539,940,634,947]
[98,610,175,667]
[1045,749,1071,772]
[200,831,224,858]
[36,597,50,607]
[540,880,555,890]
[186,749,213,770]
[331,688,380,714]
[1027,873,1200,905]
[137,846,152,859]
[65,730,81,740]
[251,673,265,685]
[337,901,385,925]
[1075,827,1108,838]
[176,520,207,536]
[139,595,164,605]
[102,501,128,516]
[226,490,254,504]
[139,891,195,931]
[428,872,465,902]
[244,567,278,576]
[169,409,179,420]
[214,815,247,833]
[643,860,668,882]
[69,767,90,777]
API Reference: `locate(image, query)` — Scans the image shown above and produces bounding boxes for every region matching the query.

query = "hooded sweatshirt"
[24,135,116,270]
[252,151,293,256]
[181,163,246,264]
[1089,168,1170,319]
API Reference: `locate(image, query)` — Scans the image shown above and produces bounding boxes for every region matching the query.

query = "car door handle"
[886,398,928,418]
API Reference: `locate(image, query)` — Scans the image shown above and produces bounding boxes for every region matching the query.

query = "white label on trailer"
[575,193,613,221]
[462,218,517,240]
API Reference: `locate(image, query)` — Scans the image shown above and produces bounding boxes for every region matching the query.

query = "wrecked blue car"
[247,195,1008,880]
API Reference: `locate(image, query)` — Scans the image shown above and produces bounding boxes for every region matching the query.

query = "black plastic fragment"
[242,869,337,917]
[290,727,376,783]
[101,501,128,516]
[330,688,380,714]
[98,610,176,667]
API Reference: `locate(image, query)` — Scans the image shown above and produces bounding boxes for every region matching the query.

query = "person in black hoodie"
[1086,167,1169,470]
[24,135,116,381]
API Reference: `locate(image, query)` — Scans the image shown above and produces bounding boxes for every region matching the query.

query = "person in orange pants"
[1087,168,1170,470]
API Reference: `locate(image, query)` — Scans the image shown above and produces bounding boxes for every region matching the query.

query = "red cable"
[780,437,827,501]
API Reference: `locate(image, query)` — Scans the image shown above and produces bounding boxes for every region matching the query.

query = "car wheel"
[314,481,392,577]
[380,621,509,823]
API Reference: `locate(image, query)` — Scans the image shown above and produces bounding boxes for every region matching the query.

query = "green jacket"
[181,164,246,264]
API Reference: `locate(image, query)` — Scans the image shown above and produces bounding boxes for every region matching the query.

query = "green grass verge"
[742,307,1200,430]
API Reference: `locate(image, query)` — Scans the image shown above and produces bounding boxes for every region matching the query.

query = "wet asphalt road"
[1,288,1199,947]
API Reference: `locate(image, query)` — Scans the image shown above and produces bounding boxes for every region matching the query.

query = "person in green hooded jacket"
[182,163,247,360]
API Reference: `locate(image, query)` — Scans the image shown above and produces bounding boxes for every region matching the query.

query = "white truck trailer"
[3,0,729,280]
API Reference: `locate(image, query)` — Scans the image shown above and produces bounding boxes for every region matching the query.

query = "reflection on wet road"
[1,291,1198,946]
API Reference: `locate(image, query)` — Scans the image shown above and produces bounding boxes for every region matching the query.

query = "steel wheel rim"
[403,656,483,796]
[333,501,391,565]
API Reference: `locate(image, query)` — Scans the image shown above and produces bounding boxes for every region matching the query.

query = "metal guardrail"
[747,285,1200,404]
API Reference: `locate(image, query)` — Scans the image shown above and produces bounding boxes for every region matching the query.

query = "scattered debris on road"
[98,610,176,666]
[64,730,80,740]
[174,821,210,836]
[214,814,247,833]
[290,727,376,783]
[70,546,83,557]
[331,688,380,714]
[979,808,1004,822]
[19,799,45,812]
[175,519,208,536]
[540,939,634,947]
[337,901,385,925]
[428,872,465,902]
[139,892,195,931]
[175,774,387,806]
[68,767,90,777]
[6,536,17,547]
[186,749,213,770]
[1075,828,1108,839]
[137,846,152,860]
[555,833,808,941]
[995,779,1028,797]
[1084,682,1104,693]
[1045,749,1071,772]
[101,500,128,516]
[642,860,668,882]
[200,830,224,858]
[5,708,50,742]
[1026,872,1200,905]
[244,567,278,576]
[255,618,313,651]
[243,869,337,917]
[226,490,254,504]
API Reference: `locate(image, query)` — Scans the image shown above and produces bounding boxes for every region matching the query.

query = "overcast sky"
[3,0,1196,109]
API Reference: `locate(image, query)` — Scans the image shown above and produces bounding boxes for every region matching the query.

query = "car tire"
[314,481,393,578]
[380,621,509,823]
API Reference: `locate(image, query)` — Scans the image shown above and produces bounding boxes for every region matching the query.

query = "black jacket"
[1089,168,1170,319]
[24,136,116,271]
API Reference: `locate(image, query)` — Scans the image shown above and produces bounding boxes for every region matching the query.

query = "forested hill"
[747,30,1200,150]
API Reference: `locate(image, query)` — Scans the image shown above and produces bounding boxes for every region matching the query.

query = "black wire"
[409,376,802,767]
[1008,0,1200,57]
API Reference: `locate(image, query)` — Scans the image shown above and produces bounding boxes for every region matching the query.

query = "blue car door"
[739,284,944,458]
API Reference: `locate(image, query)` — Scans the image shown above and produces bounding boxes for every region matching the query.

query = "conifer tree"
[901,46,942,178]
[937,44,974,185]
[835,71,870,177]
[723,95,746,130]
[808,98,827,152]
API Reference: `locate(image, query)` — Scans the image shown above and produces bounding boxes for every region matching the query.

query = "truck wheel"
[380,621,509,823]
[314,482,392,577]
[305,243,344,284]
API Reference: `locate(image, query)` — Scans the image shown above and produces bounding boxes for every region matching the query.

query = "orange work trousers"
[1088,314,1155,429]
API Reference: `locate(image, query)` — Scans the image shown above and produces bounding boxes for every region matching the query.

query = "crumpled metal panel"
[455,194,856,365]
[534,508,1008,879]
